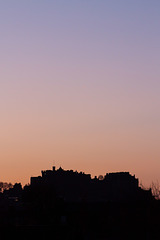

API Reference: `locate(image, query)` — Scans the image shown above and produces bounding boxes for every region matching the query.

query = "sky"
[0,1,160,186]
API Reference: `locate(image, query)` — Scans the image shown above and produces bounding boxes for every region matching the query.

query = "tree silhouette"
[0,182,13,192]
[150,180,160,200]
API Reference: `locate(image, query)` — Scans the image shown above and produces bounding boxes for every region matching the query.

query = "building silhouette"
[0,166,158,240]
[31,166,152,202]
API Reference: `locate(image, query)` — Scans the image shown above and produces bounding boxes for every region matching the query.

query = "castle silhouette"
[30,166,153,202]
[0,166,159,240]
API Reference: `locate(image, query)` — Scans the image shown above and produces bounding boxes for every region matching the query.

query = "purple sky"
[0,1,160,186]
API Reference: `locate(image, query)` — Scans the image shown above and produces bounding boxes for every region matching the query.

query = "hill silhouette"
[30,166,153,202]
[0,166,159,240]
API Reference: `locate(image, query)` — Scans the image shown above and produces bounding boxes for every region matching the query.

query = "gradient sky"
[0,1,160,186]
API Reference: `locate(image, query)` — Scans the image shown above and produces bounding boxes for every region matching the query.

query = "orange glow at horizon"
[0,1,160,187]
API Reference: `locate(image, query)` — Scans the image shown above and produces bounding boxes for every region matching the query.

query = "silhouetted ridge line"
[30,166,153,202]
[0,166,158,240]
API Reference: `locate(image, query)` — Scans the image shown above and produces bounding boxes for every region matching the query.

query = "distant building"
[30,166,153,202]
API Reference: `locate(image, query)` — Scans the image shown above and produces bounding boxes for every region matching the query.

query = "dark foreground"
[0,168,159,239]
[0,200,160,240]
